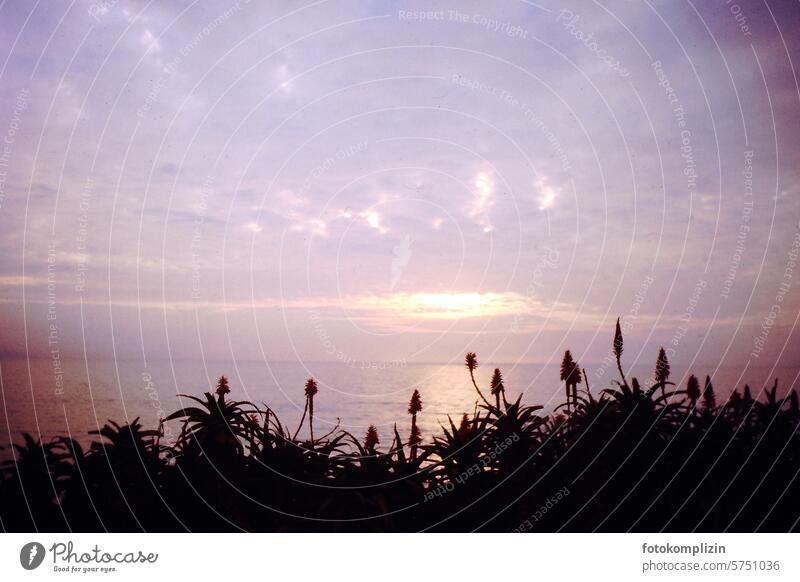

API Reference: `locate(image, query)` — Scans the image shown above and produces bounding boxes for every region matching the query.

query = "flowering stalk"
[613,318,628,389]
[364,425,380,454]
[465,352,492,408]
[306,378,318,444]
[655,347,670,395]
[408,389,422,460]
[490,368,507,410]
[293,378,319,443]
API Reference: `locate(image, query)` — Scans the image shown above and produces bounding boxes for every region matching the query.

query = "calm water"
[1,357,798,452]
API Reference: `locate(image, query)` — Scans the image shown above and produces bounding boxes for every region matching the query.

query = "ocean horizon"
[3,356,798,452]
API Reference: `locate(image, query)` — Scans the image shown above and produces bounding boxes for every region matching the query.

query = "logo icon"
[20,542,46,570]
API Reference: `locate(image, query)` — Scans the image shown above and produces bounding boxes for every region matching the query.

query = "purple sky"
[0,0,799,372]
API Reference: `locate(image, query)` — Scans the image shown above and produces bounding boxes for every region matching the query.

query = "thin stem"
[410,414,418,460]
[309,398,315,445]
[293,398,308,441]
[616,355,629,389]
[470,369,493,409]
[565,381,571,412]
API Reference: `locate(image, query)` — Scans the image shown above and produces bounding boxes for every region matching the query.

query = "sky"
[0,0,799,373]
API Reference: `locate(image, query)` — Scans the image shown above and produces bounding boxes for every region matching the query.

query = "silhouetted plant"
[165,377,257,462]
[655,347,670,395]
[426,409,488,483]
[4,323,800,533]
[602,375,685,439]
[89,418,163,471]
[753,379,785,424]
[560,350,581,411]
[703,376,716,412]
[613,317,628,388]
[686,375,701,407]
[364,425,380,454]
[743,384,754,404]
[465,352,492,408]
[562,385,611,435]
[490,368,507,410]
[408,389,423,460]
[294,378,319,443]
[216,375,230,399]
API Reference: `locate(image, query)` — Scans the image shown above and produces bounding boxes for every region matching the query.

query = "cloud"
[468,172,494,232]
[141,28,161,53]
[535,176,559,210]
[359,209,387,234]
[17,290,589,329]
[290,217,328,236]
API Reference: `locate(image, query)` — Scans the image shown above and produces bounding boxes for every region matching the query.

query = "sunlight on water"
[2,358,798,452]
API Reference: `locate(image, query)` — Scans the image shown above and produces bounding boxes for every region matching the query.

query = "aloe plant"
[654,347,670,395]
[702,376,717,412]
[686,375,701,407]
[293,378,319,444]
[465,352,492,408]
[408,389,423,460]
[364,425,380,454]
[165,377,258,461]
[560,350,581,411]
[490,368,507,410]
[613,317,628,389]
[3,323,800,532]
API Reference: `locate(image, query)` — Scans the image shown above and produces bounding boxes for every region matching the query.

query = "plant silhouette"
[560,350,581,411]
[2,324,800,532]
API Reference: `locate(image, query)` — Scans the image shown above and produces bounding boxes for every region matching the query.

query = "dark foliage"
[2,324,799,532]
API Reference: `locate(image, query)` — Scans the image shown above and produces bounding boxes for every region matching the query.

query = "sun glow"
[372,291,528,319]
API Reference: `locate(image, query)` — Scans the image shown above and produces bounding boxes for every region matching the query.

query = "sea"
[1,357,798,454]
